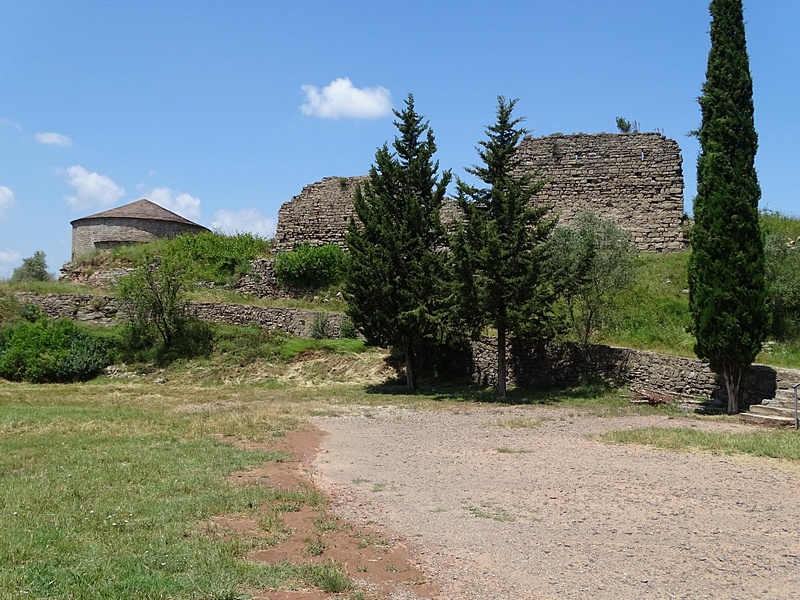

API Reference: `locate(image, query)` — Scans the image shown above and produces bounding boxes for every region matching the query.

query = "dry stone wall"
[467,338,797,407]
[273,133,686,254]
[14,293,796,405]
[13,293,347,338]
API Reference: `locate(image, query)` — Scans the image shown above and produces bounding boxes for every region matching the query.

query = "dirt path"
[312,406,800,599]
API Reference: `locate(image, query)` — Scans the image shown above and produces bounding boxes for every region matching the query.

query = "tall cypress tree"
[452,97,557,398]
[345,94,452,389]
[688,0,770,414]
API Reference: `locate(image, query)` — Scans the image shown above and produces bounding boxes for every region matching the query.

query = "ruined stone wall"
[71,218,208,260]
[274,176,368,252]
[13,292,798,404]
[13,293,348,338]
[273,133,687,254]
[467,338,798,407]
[515,133,686,251]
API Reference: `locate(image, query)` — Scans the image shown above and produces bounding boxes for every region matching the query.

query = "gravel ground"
[313,406,800,600]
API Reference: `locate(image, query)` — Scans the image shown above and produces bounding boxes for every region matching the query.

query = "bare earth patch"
[214,427,437,599]
[312,406,800,599]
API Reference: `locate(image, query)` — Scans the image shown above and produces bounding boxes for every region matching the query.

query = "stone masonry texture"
[273,133,687,254]
[71,217,208,260]
[13,293,797,406]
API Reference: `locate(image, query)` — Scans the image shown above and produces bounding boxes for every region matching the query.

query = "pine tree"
[688,0,770,414]
[452,97,557,398]
[345,94,452,389]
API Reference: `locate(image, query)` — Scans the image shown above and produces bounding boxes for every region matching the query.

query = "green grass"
[188,287,348,313]
[761,209,800,241]
[0,279,102,295]
[601,250,695,356]
[4,373,798,598]
[600,426,800,461]
[0,382,359,599]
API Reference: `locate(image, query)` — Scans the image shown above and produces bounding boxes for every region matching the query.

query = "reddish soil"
[213,427,437,599]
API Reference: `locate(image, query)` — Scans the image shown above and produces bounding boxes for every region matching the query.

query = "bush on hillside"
[166,231,271,285]
[106,231,271,286]
[548,212,638,352]
[0,318,109,383]
[10,251,54,283]
[115,257,212,363]
[0,291,19,327]
[274,243,346,290]
[763,216,800,339]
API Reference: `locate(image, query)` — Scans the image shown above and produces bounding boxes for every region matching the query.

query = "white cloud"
[300,77,392,119]
[0,249,21,277]
[63,165,125,210]
[143,187,202,221]
[0,249,21,264]
[211,209,276,238]
[0,186,14,220]
[35,131,72,147]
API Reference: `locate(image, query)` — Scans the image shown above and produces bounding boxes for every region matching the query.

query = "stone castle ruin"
[274,132,687,253]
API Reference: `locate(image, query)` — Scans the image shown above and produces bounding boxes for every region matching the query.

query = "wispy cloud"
[63,165,125,211]
[143,187,202,221]
[35,131,73,147]
[300,77,392,119]
[0,117,23,132]
[211,209,276,238]
[0,186,14,220]
[0,248,21,277]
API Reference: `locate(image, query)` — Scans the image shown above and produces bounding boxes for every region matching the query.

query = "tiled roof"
[70,199,206,228]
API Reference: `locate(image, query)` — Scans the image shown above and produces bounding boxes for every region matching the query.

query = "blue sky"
[1,1,797,277]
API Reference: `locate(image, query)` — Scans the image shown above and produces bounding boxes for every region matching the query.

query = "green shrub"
[339,316,358,339]
[110,231,270,286]
[166,231,271,285]
[763,220,800,340]
[0,319,109,383]
[115,258,212,363]
[310,313,333,340]
[9,251,54,283]
[0,291,19,326]
[274,244,346,289]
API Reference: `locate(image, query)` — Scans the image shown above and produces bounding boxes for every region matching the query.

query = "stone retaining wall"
[468,337,799,406]
[12,293,797,404]
[12,293,347,338]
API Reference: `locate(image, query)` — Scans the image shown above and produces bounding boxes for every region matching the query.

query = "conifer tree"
[345,94,452,389]
[688,0,769,414]
[452,97,557,398]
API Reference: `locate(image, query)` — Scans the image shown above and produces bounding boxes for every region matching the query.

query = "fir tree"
[688,0,770,414]
[345,94,452,389]
[452,97,557,398]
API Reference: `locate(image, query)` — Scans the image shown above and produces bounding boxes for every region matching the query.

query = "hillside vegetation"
[4,214,800,372]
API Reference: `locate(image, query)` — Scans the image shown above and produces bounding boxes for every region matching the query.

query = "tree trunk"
[405,347,417,390]
[722,363,743,415]
[498,327,507,398]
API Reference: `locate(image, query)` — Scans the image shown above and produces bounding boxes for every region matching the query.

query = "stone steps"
[740,411,797,428]
[740,388,800,427]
